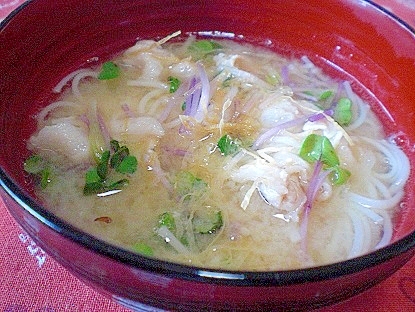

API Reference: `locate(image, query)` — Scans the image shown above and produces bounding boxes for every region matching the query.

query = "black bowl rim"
[1,0,415,287]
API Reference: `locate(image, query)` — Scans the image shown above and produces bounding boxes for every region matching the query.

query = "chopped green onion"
[334,97,353,126]
[181,102,186,111]
[158,212,176,232]
[175,171,207,199]
[157,212,189,246]
[98,61,120,80]
[132,242,154,257]
[193,210,223,234]
[24,155,45,174]
[168,76,181,93]
[217,134,240,156]
[319,90,334,101]
[40,167,52,189]
[24,155,53,189]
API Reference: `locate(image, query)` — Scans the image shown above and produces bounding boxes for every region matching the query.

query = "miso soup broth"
[24,32,410,270]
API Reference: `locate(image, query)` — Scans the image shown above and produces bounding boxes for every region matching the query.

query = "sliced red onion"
[300,161,331,252]
[307,112,326,122]
[183,77,200,117]
[179,65,211,133]
[158,96,179,123]
[163,146,188,157]
[281,65,290,85]
[121,103,136,118]
[79,114,90,127]
[252,116,309,149]
[253,110,332,149]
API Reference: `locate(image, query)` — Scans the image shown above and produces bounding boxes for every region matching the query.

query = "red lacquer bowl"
[1,0,415,311]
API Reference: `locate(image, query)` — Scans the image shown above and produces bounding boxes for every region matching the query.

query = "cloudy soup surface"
[24,33,410,270]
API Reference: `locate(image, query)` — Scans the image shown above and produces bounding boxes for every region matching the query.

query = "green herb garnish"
[83,140,137,195]
[84,168,106,194]
[98,61,120,80]
[330,166,351,185]
[83,169,130,195]
[299,134,350,185]
[168,76,181,93]
[217,134,240,156]
[115,155,138,174]
[109,139,137,174]
[175,171,207,200]
[299,134,339,167]
[40,167,52,189]
[319,90,334,101]
[193,210,223,234]
[24,155,45,174]
[97,150,110,179]
[334,97,353,126]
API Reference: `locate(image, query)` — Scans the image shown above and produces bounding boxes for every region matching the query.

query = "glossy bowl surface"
[1,0,415,311]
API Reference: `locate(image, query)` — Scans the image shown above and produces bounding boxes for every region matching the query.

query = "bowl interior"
[1,0,415,270]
